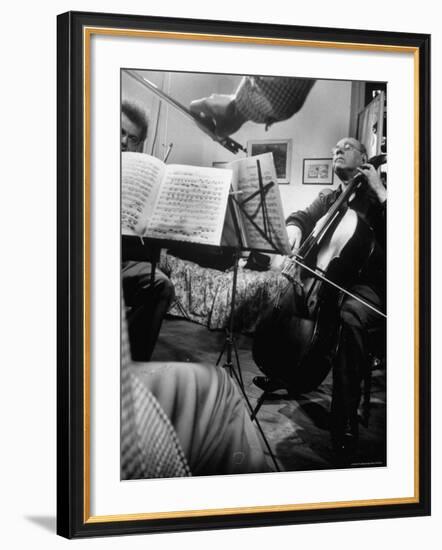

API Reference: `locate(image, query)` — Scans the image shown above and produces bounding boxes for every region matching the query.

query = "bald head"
[332,137,367,182]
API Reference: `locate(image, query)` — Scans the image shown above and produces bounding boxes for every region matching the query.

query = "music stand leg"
[228,364,280,472]
[251,392,268,421]
[216,339,227,367]
[218,249,245,388]
[232,336,244,388]
[216,249,280,472]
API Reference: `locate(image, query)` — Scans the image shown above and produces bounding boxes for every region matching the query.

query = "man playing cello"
[256,137,386,457]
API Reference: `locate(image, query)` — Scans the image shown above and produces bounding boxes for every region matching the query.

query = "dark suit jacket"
[286,185,386,297]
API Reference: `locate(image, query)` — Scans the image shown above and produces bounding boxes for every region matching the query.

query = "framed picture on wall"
[57,10,430,539]
[303,158,334,184]
[247,139,293,183]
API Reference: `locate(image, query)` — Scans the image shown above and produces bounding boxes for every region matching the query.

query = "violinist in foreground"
[254,137,386,458]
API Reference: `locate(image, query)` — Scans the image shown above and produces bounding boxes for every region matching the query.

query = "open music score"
[122,153,232,246]
[122,151,290,253]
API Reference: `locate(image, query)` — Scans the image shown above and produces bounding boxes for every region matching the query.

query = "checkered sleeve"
[235,76,315,127]
[121,300,191,479]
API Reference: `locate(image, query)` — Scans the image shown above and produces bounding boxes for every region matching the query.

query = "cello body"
[252,207,375,394]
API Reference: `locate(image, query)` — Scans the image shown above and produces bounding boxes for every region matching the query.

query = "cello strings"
[289,256,386,319]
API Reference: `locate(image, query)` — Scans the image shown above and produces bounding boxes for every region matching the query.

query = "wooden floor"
[153,316,387,473]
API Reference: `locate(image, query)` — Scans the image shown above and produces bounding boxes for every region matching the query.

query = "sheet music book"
[122,151,290,253]
[122,152,232,246]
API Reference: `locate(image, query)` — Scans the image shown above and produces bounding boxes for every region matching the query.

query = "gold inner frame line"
[82,26,421,523]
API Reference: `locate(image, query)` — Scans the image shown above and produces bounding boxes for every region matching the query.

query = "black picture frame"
[57,10,431,539]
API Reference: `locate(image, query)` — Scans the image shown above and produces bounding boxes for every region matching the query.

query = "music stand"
[215,159,286,471]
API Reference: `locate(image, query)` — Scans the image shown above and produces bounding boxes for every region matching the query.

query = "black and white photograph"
[1,0,437,544]
[120,69,388,479]
[52,7,431,541]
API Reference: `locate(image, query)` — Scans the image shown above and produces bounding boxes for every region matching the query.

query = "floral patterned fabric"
[159,251,291,332]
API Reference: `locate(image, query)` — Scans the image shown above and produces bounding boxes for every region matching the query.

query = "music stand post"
[216,161,279,392]
[215,159,283,471]
[215,247,244,388]
[215,244,281,471]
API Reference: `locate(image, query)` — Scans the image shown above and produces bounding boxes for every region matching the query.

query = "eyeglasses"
[331,142,363,156]
[121,129,142,146]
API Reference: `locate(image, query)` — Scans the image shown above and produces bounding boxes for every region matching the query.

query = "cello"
[252,155,386,394]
